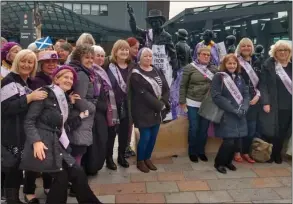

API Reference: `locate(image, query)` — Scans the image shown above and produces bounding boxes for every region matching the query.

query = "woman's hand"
[27,88,48,103]
[33,141,48,161]
[250,95,260,105]
[79,110,89,119]
[180,104,188,113]
[69,92,81,104]
[263,105,270,113]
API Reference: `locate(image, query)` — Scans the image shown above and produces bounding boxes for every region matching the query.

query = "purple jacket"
[31,71,52,90]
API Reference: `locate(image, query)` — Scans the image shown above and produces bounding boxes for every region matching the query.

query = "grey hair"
[138,47,152,63]
[76,33,96,46]
[235,38,255,56]
[92,45,105,55]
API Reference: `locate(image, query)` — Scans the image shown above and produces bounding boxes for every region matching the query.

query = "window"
[82,4,90,15]
[100,4,108,16]
[91,5,99,15]
[73,4,81,14]
[55,3,63,7]
[64,3,72,11]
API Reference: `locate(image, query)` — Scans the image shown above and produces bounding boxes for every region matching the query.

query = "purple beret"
[52,65,78,85]
[1,42,21,61]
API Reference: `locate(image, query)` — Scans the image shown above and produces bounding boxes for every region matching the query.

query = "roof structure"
[1,1,131,40]
[163,0,292,30]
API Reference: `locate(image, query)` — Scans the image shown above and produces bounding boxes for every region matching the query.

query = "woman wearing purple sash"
[234,38,262,164]
[259,40,292,164]
[179,47,218,163]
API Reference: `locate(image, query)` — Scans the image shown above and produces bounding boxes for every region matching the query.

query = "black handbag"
[1,145,19,168]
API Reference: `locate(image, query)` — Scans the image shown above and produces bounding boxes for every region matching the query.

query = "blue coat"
[211,72,250,138]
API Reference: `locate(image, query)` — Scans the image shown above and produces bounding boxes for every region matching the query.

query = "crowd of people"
[1,32,291,203]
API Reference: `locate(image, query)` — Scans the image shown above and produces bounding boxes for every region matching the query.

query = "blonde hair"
[92,45,105,55]
[138,48,152,64]
[269,40,292,63]
[235,38,255,56]
[76,33,96,46]
[197,47,211,55]
[11,49,38,78]
[110,40,131,64]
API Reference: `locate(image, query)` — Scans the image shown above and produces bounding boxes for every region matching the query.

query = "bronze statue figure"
[175,29,192,68]
[127,3,178,84]
[225,35,236,54]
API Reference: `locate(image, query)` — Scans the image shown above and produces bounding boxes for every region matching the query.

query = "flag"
[35,36,52,50]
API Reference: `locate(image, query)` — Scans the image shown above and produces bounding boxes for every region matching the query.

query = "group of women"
[180,38,292,174]
[1,32,292,204]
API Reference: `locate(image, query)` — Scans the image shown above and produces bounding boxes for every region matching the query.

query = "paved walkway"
[30,153,291,203]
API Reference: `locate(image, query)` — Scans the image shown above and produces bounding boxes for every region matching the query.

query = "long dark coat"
[20,87,81,172]
[259,57,292,137]
[211,72,250,138]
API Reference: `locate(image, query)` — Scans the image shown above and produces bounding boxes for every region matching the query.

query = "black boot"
[117,154,129,168]
[4,188,24,204]
[106,157,117,170]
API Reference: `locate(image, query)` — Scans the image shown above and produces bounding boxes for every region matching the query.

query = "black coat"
[20,87,81,172]
[259,57,292,137]
[130,66,170,128]
[30,71,52,90]
[211,72,250,138]
[1,72,33,167]
[240,55,262,121]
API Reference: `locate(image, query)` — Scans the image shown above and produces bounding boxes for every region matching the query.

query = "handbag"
[198,81,224,124]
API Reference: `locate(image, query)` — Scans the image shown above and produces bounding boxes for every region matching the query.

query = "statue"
[170,29,191,119]
[127,3,178,87]
[255,44,264,59]
[225,35,236,54]
[175,29,192,68]
[254,44,265,71]
[192,30,220,66]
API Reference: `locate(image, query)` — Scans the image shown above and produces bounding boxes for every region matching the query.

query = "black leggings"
[107,117,129,157]
[23,171,52,194]
[46,162,101,204]
[215,138,241,166]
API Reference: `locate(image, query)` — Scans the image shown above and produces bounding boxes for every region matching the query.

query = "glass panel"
[100,4,108,16]
[82,4,90,15]
[242,2,256,7]
[91,4,99,15]
[64,3,72,10]
[210,5,224,11]
[55,3,63,7]
[226,3,239,9]
[258,2,268,5]
[251,20,258,24]
[73,4,81,14]
[193,7,207,13]
[278,11,288,18]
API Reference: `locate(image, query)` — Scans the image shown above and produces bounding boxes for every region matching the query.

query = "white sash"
[152,44,173,87]
[275,62,292,95]
[132,69,162,98]
[50,85,70,149]
[191,62,214,80]
[145,29,153,48]
[238,57,260,96]
[109,63,127,93]
[218,72,243,105]
[1,82,32,102]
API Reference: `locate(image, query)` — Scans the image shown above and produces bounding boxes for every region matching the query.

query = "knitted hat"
[1,42,21,61]
[52,65,77,85]
[38,50,59,62]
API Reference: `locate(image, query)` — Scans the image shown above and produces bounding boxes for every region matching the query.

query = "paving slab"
[98,183,146,195]
[163,163,193,172]
[252,199,292,203]
[176,180,210,191]
[89,171,130,184]
[183,170,218,180]
[207,178,253,190]
[277,176,292,187]
[165,192,199,203]
[116,193,165,203]
[195,190,234,203]
[215,168,258,179]
[146,181,179,193]
[228,188,281,202]
[273,187,292,199]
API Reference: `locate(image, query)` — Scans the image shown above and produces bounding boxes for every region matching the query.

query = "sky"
[169,1,237,19]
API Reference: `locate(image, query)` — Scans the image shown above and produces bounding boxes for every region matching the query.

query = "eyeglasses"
[200,53,211,57]
[277,49,290,52]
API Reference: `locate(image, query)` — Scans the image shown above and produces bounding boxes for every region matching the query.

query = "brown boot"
[137,161,150,173]
[144,159,157,171]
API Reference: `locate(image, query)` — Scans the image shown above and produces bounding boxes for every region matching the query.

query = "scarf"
[50,85,70,149]
[109,62,127,93]
[93,64,120,126]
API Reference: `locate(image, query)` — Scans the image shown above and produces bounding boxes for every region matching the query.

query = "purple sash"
[275,62,292,95]
[238,56,260,96]
[218,72,243,105]
[50,85,69,149]
[191,62,214,80]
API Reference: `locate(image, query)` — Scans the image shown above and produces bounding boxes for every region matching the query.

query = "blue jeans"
[241,120,257,154]
[187,106,210,156]
[137,124,160,161]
